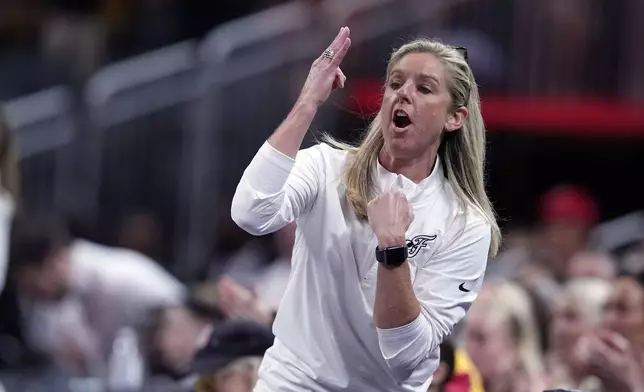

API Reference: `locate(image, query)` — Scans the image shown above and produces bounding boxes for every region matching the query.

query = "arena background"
[0,0,643,391]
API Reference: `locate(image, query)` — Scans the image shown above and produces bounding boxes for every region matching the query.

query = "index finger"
[598,330,630,354]
[328,26,350,53]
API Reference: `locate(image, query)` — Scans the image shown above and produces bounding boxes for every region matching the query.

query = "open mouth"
[393,109,412,129]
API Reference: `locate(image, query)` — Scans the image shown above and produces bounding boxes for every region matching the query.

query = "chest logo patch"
[406,234,437,258]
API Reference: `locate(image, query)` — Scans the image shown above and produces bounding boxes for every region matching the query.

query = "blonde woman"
[465,282,545,392]
[231,27,500,392]
[546,278,612,390]
[0,108,19,292]
[194,357,263,392]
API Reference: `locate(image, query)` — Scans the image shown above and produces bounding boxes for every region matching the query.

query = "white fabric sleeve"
[231,142,324,236]
[376,214,491,381]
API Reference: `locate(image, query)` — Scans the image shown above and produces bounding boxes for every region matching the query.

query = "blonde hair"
[471,282,544,375]
[195,356,263,392]
[326,38,500,256]
[214,356,262,386]
[547,279,611,390]
[563,278,612,326]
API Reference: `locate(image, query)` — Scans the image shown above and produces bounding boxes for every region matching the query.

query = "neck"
[378,145,438,184]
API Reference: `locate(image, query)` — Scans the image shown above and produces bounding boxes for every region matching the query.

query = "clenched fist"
[367,192,414,248]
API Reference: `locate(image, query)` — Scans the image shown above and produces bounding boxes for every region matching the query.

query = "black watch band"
[375,244,408,267]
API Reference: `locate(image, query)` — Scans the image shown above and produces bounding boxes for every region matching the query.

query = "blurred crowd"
[0,1,643,392]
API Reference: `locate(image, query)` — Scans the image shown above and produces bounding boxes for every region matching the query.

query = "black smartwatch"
[375,244,408,267]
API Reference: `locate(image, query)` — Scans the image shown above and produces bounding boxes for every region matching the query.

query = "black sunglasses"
[452,46,468,62]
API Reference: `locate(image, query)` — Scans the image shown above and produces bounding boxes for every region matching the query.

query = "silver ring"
[322,49,335,59]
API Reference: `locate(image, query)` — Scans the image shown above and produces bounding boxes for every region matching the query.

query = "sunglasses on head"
[451,46,468,63]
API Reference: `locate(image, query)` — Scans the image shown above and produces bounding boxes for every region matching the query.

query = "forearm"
[373,262,421,329]
[373,235,421,329]
[373,238,431,381]
[231,100,320,235]
[268,99,318,159]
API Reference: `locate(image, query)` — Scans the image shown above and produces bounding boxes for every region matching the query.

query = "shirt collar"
[374,155,443,204]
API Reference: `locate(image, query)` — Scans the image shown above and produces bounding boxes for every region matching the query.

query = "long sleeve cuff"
[244,142,296,195]
[376,313,432,376]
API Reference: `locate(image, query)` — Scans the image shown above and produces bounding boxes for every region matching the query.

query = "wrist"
[377,235,407,249]
[295,96,321,112]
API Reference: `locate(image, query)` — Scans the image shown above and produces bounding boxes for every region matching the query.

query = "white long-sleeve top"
[231,142,491,392]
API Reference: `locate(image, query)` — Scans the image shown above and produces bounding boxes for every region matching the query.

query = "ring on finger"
[323,49,335,59]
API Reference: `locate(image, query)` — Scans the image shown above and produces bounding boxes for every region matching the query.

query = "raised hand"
[576,331,643,391]
[367,192,414,248]
[298,27,352,107]
[217,276,274,326]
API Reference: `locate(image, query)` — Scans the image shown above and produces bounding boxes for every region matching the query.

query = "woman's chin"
[385,132,415,154]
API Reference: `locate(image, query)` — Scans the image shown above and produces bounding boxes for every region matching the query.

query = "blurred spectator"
[216,277,274,327]
[602,272,644,347]
[536,185,599,282]
[567,251,616,280]
[559,272,644,391]
[190,320,274,392]
[489,185,601,297]
[213,224,294,325]
[3,212,185,374]
[517,186,600,309]
[546,278,612,390]
[574,330,644,391]
[213,221,294,297]
[147,282,224,379]
[465,282,545,392]
[0,108,19,293]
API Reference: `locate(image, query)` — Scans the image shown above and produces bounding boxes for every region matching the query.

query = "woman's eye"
[418,85,431,94]
[389,80,402,89]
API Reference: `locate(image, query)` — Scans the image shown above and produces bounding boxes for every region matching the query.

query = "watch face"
[376,245,408,266]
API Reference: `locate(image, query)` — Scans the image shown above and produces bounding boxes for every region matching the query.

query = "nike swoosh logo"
[458,282,471,293]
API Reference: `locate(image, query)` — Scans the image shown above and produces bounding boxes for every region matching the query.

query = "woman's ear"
[445,106,468,132]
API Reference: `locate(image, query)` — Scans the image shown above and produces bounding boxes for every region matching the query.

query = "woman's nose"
[396,81,412,104]
[602,312,617,328]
